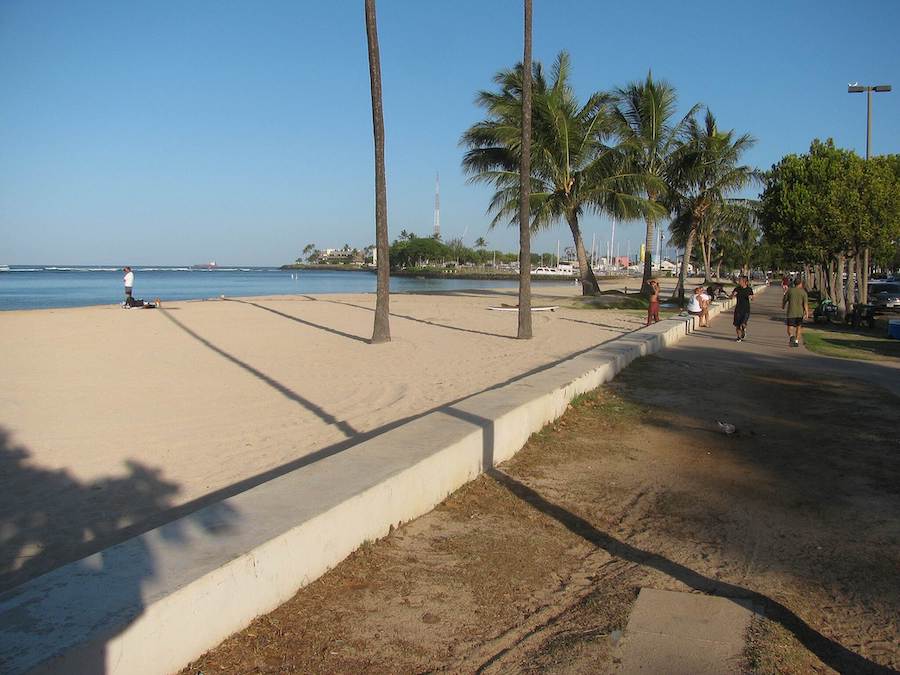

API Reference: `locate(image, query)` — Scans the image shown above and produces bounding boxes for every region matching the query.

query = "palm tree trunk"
[516,0,533,339]
[640,214,655,296]
[700,235,712,283]
[365,0,390,343]
[567,213,600,295]
[674,227,696,304]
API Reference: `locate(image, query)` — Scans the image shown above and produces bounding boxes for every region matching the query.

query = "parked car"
[869,281,900,310]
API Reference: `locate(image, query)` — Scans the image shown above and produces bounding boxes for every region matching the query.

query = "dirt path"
[183,288,900,674]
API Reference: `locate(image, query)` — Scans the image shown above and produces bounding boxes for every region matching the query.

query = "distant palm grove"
[460,52,758,300]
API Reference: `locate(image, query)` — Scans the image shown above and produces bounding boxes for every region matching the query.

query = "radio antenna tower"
[433,172,441,238]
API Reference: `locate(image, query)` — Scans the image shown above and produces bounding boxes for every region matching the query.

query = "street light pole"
[848,83,891,159]
[847,83,891,302]
[866,87,871,159]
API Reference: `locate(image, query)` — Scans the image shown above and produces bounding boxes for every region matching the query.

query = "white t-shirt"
[700,292,711,307]
[687,295,702,312]
[124,271,134,288]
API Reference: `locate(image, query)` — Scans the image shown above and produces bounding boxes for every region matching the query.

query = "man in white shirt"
[123,267,134,305]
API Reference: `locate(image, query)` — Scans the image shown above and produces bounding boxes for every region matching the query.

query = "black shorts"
[733,310,750,327]
[785,317,803,327]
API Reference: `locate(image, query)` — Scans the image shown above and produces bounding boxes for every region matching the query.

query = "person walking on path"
[646,279,661,325]
[783,278,809,347]
[730,275,754,341]
[781,274,790,295]
[123,266,134,305]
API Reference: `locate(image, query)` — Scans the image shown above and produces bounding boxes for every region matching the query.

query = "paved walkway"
[614,286,899,674]
[664,285,900,398]
[616,588,755,674]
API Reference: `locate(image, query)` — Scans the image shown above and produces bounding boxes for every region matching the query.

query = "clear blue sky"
[1,0,898,265]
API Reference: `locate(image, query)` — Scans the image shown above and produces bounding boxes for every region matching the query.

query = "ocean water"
[0,266,568,311]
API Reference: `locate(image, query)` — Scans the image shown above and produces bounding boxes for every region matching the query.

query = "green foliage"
[389,235,450,268]
[759,139,900,266]
[864,155,900,267]
[461,53,652,231]
[461,52,661,294]
[388,232,555,270]
[667,109,757,289]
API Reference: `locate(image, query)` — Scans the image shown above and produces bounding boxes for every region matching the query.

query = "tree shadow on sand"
[302,296,520,340]
[0,426,238,673]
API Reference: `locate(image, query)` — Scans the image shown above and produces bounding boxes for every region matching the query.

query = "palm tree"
[668,109,756,303]
[364,0,390,343]
[474,236,487,249]
[697,199,757,281]
[301,243,317,262]
[517,0,533,338]
[721,200,762,277]
[461,52,650,295]
[611,73,699,295]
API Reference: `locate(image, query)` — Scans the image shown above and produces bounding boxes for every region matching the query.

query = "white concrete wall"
[0,288,762,675]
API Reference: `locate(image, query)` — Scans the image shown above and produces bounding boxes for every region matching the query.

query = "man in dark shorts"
[783,278,809,347]
[730,276,754,341]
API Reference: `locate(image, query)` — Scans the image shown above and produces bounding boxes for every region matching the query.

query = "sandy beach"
[0,284,663,590]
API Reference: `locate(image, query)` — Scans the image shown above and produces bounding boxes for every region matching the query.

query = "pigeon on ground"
[717,421,737,435]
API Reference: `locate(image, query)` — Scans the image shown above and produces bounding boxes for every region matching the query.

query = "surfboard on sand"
[487,304,559,312]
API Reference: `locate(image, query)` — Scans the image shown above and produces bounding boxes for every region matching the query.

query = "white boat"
[531,265,577,277]
[0,265,9,272]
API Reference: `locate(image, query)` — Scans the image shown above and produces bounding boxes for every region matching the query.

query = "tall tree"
[461,53,651,295]
[517,0,533,338]
[668,109,756,302]
[364,0,390,343]
[759,141,900,314]
[611,73,698,295]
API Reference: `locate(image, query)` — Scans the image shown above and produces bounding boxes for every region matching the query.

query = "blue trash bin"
[888,320,900,339]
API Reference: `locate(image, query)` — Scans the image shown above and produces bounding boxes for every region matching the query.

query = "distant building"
[316,247,362,264]
[657,259,677,272]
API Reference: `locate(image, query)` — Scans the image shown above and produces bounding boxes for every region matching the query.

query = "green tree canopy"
[461,52,654,295]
